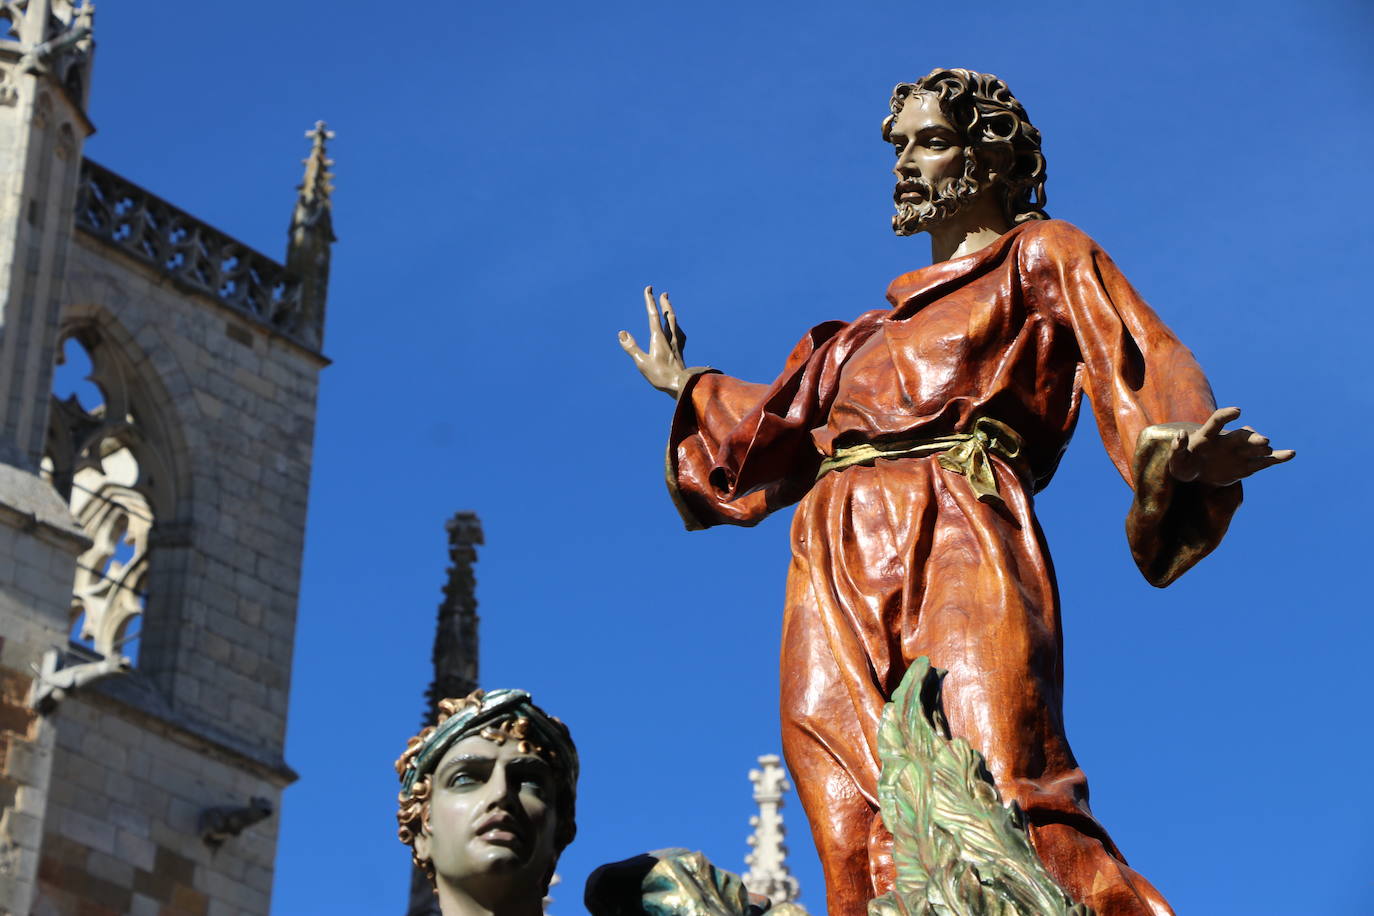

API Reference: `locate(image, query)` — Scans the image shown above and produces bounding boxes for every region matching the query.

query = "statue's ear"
[413,831,432,863]
[976,145,1014,184]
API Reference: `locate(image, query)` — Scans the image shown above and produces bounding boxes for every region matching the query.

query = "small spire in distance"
[744,754,801,905]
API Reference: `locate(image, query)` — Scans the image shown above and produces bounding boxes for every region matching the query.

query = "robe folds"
[666,220,1242,916]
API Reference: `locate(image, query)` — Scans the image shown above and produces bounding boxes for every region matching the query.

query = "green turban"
[398,688,579,804]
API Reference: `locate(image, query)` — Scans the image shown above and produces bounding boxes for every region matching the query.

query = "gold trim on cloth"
[817,417,1027,506]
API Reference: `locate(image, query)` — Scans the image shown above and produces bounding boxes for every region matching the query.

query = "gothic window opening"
[43,330,169,668]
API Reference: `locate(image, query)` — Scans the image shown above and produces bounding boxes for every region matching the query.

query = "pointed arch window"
[42,329,173,667]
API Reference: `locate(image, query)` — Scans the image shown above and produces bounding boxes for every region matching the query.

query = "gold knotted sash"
[816,417,1027,507]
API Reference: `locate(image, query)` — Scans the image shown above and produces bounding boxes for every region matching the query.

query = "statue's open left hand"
[619,286,690,398]
[1168,406,1295,486]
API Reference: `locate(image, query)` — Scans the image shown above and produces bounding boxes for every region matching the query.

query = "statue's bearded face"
[887,93,984,236]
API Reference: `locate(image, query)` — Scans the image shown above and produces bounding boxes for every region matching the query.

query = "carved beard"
[891,171,984,236]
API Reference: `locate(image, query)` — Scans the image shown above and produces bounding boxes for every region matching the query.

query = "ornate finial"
[285,120,336,348]
[743,755,800,905]
[300,120,335,206]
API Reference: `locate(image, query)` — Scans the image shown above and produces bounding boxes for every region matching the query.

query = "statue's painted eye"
[450,771,479,788]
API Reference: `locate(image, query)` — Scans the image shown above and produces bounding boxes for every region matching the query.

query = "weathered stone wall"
[0,484,84,915]
[0,16,98,910]
[36,694,282,916]
[60,229,323,753]
[29,219,325,915]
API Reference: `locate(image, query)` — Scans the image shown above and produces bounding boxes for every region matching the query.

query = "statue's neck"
[926,193,1012,263]
[435,881,543,916]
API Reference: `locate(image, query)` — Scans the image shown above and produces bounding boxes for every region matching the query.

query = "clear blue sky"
[83,2,1371,913]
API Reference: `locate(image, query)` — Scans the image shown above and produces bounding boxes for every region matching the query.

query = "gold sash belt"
[816,416,1027,506]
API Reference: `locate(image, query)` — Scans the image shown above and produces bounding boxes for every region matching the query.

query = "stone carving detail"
[3,0,95,106]
[45,327,176,515]
[69,455,150,661]
[743,755,800,906]
[0,64,17,106]
[29,449,149,713]
[74,159,318,346]
[54,120,74,160]
[0,3,21,42]
[199,797,273,849]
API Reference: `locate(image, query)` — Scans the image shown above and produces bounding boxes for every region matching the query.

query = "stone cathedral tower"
[0,4,334,913]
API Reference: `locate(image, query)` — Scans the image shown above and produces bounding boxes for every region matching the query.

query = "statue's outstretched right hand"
[619,286,691,398]
[1167,406,1295,486]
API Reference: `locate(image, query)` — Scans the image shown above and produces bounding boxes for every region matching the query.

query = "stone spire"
[743,755,801,905]
[425,511,483,721]
[407,512,484,916]
[285,120,335,349]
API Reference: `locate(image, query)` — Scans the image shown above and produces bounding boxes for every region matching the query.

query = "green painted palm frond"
[868,658,1094,916]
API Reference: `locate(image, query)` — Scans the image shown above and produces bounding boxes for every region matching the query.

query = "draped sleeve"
[666,313,884,530]
[1024,221,1244,587]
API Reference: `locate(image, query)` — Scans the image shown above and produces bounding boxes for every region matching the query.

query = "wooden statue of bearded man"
[619,68,1292,916]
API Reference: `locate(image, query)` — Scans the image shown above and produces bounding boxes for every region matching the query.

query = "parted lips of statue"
[618,66,1293,916]
[395,690,578,916]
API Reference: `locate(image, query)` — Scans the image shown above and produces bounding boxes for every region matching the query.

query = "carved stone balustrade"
[73,158,322,349]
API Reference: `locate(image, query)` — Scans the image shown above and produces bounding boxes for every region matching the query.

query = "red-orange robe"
[667,220,1242,916]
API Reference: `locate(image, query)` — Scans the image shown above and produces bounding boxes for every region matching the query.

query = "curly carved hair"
[395,693,577,887]
[396,726,439,884]
[882,68,1048,225]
